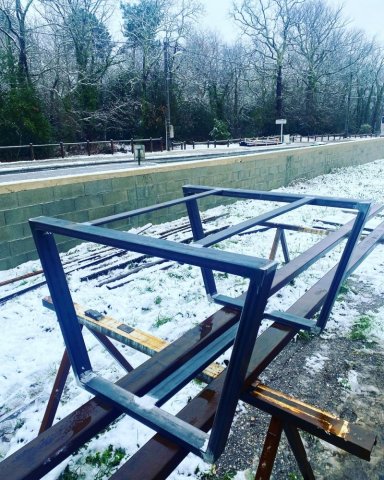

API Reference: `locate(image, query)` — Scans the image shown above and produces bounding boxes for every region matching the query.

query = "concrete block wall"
[1,138,384,270]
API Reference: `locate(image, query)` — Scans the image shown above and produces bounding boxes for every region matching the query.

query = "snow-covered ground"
[1,159,384,479]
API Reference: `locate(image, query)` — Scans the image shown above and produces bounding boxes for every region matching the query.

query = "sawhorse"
[40,297,376,479]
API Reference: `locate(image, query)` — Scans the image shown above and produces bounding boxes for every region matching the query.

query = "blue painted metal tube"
[182,184,370,210]
[269,204,383,297]
[89,189,221,226]
[196,197,314,248]
[82,375,210,458]
[29,214,277,463]
[30,228,92,379]
[280,229,291,263]
[184,196,217,296]
[29,217,274,279]
[206,266,276,461]
[316,204,370,330]
[148,324,238,405]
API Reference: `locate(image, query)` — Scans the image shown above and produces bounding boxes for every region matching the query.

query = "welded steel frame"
[181,185,370,330]
[85,184,370,331]
[30,214,277,462]
[29,185,370,462]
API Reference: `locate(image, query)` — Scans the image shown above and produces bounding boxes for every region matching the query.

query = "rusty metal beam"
[254,416,283,480]
[2,214,383,480]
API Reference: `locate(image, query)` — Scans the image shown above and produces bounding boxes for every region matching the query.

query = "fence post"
[60,142,64,158]
[86,140,91,156]
[207,140,210,148]
[110,139,114,155]
[29,143,35,161]
[193,141,195,149]
[160,137,163,152]
[227,140,230,147]
[131,137,134,154]
[150,137,153,152]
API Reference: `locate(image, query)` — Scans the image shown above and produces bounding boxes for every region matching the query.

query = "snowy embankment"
[0,160,383,479]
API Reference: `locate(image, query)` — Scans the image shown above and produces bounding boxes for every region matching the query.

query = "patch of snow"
[1,159,384,478]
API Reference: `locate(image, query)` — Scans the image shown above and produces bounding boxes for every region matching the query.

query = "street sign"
[275,119,287,125]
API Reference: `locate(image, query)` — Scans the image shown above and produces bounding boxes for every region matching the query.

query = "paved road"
[0,143,314,184]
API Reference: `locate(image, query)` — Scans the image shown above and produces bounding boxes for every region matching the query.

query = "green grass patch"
[58,445,126,480]
[297,330,314,341]
[349,315,374,341]
[336,281,351,302]
[153,314,173,328]
[196,464,236,479]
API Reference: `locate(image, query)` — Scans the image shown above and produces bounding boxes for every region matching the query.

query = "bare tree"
[232,0,303,118]
[0,0,34,85]
[39,0,116,138]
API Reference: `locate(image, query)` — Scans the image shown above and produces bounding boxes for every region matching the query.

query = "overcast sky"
[202,0,384,44]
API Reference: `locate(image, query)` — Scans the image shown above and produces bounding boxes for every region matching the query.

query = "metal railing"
[0,133,379,163]
[0,137,163,163]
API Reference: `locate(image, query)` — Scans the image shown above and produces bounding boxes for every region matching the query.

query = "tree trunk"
[276,64,283,118]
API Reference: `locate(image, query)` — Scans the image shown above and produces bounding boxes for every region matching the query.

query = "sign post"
[275,119,287,143]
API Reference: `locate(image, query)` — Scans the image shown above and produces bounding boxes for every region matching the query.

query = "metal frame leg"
[269,229,282,260]
[183,195,217,297]
[255,416,283,480]
[284,423,315,480]
[316,207,369,330]
[39,332,133,434]
[39,351,70,433]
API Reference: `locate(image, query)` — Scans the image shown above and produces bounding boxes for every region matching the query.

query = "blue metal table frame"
[29,185,370,462]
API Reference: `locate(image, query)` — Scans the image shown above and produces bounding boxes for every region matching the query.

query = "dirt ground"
[214,280,384,480]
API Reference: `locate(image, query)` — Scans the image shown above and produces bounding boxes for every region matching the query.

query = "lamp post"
[164,39,171,151]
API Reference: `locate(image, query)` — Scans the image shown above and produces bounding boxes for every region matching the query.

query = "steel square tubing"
[182,185,369,311]
[288,219,384,319]
[316,205,369,329]
[148,323,238,405]
[111,220,384,480]
[4,219,383,480]
[184,197,217,295]
[194,197,314,248]
[182,184,370,210]
[81,268,275,462]
[184,192,369,329]
[30,217,273,397]
[184,195,313,298]
[89,188,221,226]
[30,216,271,278]
[270,203,383,295]
[30,216,276,461]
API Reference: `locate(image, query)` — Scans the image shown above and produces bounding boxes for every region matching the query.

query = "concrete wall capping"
[1,138,384,270]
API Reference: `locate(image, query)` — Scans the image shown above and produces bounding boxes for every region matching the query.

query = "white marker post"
[275,119,287,143]
[381,115,384,136]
